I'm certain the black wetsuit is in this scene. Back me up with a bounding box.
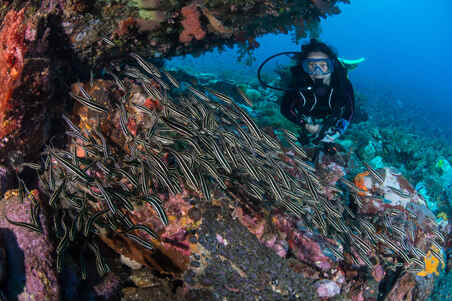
[280,63,354,144]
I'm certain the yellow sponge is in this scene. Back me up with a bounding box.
[417,245,444,277]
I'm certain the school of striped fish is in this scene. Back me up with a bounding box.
[7,53,444,278]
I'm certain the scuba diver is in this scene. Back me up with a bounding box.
[279,39,355,147]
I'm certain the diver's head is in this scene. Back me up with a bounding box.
[298,39,338,84]
[304,51,333,82]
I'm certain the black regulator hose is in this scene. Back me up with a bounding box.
[257,51,300,92]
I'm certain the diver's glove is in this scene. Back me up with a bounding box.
[320,118,349,143]
[335,118,350,134]
[320,131,340,143]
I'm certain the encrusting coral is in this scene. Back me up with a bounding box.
[0,8,52,165]
[0,8,27,141]
[179,4,206,44]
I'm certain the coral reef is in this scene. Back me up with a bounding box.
[0,56,440,300]
[1,0,348,67]
[1,2,451,298]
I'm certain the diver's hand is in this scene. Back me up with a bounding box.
[321,132,340,143]
[305,124,321,134]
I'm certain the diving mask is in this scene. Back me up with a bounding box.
[302,58,334,75]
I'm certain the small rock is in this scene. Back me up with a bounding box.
[130,268,160,288]
[121,254,143,270]
[315,280,340,298]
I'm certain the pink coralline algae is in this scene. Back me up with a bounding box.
[179,4,206,44]
[273,211,338,269]
[0,190,59,300]
[263,234,288,258]
[233,207,289,257]
[232,206,265,239]
[288,230,333,271]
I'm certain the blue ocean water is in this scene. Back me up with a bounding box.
[168,0,452,142]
